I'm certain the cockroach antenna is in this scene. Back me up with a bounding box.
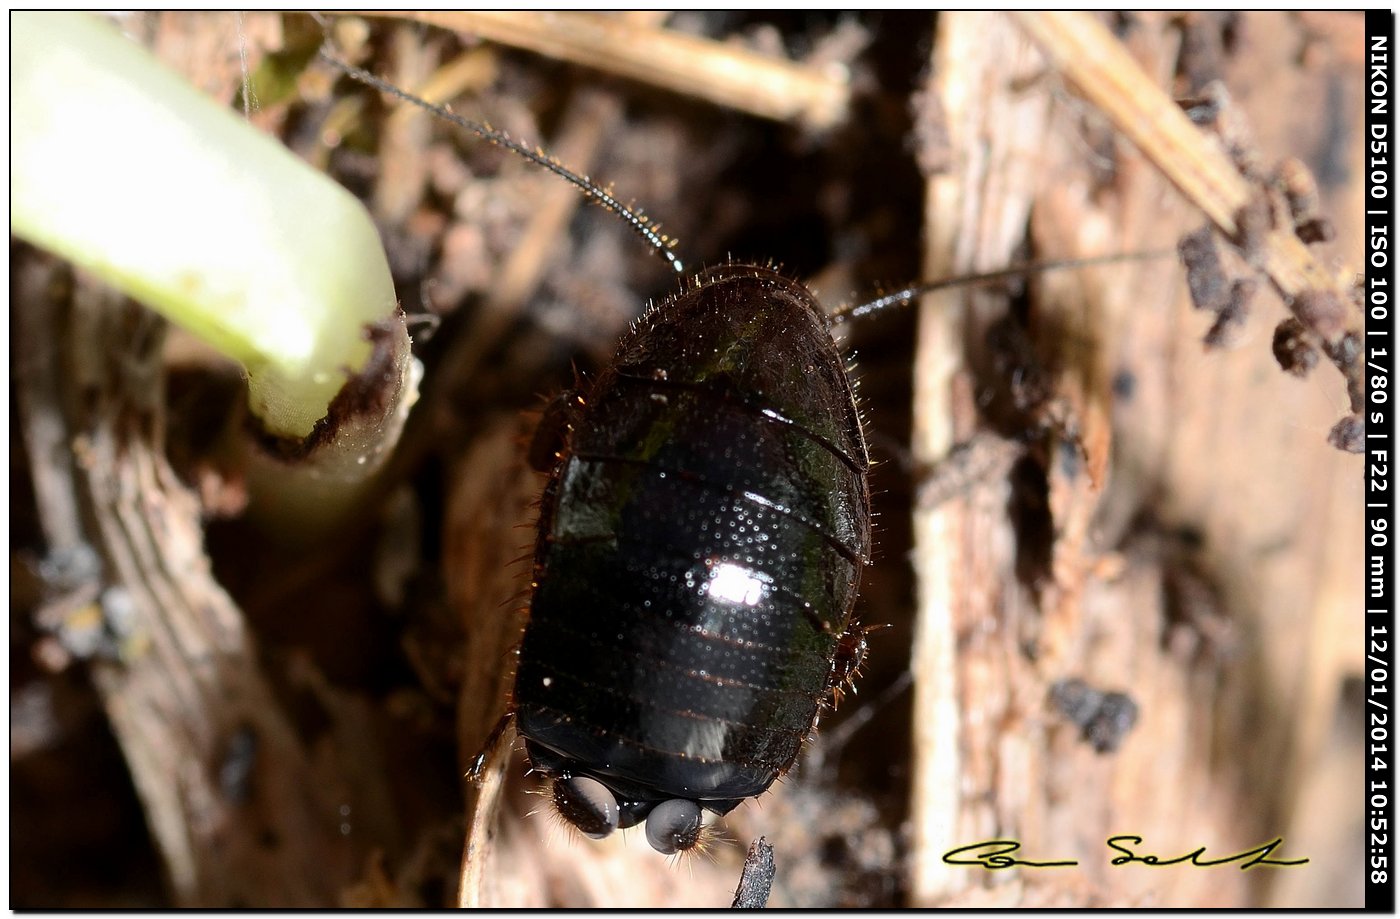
[826,249,1175,324]
[316,46,686,275]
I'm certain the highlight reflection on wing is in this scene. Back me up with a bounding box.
[704,562,769,607]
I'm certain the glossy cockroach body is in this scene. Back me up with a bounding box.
[515,263,872,852]
[329,38,1137,859]
[329,52,883,855]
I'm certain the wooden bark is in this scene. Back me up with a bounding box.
[14,258,358,906]
[909,12,1363,908]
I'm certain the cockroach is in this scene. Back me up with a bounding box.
[327,37,1159,862]
[327,52,880,857]
[515,260,873,854]
[506,257,1135,856]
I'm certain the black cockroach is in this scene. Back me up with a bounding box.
[329,45,1153,860]
[509,255,1136,855]
[515,260,873,854]
[329,51,879,857]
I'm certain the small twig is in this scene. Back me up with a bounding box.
[731,837,776,909]
[351,11,851,131]
[1010,13,1347,313]
[1011,12,1362,450]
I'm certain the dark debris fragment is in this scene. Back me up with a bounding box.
[219,724,260,806]
[1202,278,1257,349]
[1323,330,1364,414]
[1174,86,1358,453]
[1327,414,1364,454]
[1271,317,1319,378]
[1178,91,1221,126]
[1172,12,1242,96]
[1050,678,1140,754]
[1179,226,1258,349]
[1179,226,1229,314]
[731,837,776,909]
[1176,80,1263,181]
[1274,156,1336,245]
[1294,217,1335,245]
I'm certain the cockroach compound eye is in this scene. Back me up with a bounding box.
[552,775,620,839]
[644,799,704,855]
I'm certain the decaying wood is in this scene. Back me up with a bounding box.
[910,11,1362,908]
[14,257,357,906]
[1012,11,1363,444]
